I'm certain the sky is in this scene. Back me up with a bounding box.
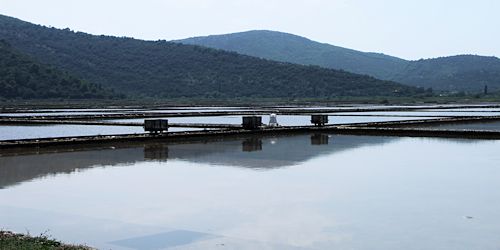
[0,0,498,60]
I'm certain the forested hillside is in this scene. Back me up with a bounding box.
[0,14,425,99]
[392,55,500,92]
[0,40,116,99]
[178,30,407,80]
[179,30,500,92]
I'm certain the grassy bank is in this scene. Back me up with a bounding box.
[0,231,93,250]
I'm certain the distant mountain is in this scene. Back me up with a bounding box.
[0,40,117,99]
[0,14,424,99]
[178,30,407,80]
[178,30,500,92]
[392,55,500,92]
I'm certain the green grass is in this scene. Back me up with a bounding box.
[0,231,93,250]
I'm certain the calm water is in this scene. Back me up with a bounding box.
[338,111,500,116]
[422,108,500,112]
[3,106,500,140]
[0,114,441,140]
[409,120,500,131]
[0,125,203,140]
[0,112,127,117]
[1,134,500,249]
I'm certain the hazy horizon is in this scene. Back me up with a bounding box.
[1,0,499,60]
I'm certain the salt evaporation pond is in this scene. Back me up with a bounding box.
[0,125,201,141]
[0,113,430,140]
[1,133,500,249]
[337,111,500,117]
[408,120,500,131]
[111,115,441,126]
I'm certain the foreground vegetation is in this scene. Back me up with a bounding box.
[0,231,93,250]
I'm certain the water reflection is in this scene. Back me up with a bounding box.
[311,134,329,145]
[0,133,395,189]
[242,138,263,152]
[144,144,169,162]
[2,134,500,249]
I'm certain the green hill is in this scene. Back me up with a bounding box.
[178,30,500,93]
[392,55,500,92]
[0,14,424,99]
[178,30,407,80]
[0,40,117,100]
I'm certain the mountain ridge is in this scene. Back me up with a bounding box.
[0,14,424,99]
[177,30,408,80]
[177,30,500,92]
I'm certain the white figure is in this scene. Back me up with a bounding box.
[269,113,279,127]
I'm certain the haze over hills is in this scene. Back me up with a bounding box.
[0,40,116,99]
[178,30,500,93]
[0,14,425,99]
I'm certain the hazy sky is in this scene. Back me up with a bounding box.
[1,0,498,60]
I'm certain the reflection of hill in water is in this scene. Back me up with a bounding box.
[0,134,395,188]
[168,134,395,168]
